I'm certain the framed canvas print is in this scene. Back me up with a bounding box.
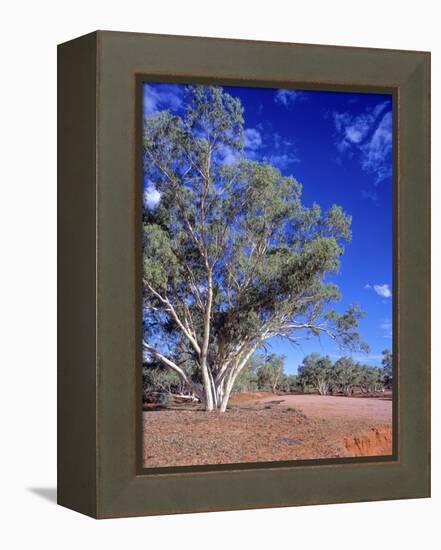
[58,31,430,518]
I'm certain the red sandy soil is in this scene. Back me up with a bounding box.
[142,392,392,468]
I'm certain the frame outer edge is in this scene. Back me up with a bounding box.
[57,31,99,518]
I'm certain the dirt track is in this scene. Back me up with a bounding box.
[143,392,393,468]
[252,393,392,421]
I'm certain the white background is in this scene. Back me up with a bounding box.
[0,1,439,548]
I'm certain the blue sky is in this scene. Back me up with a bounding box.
[142,82,393,373]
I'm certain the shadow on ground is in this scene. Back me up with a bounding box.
[28,487,57,504]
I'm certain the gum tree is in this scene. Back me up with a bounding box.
[142,85,367,411]
[358,364,384,394]
[256,353,285,393]
[332,356,361,396]
[297,353,334,396]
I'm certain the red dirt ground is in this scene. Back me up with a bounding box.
[245,393,392,421]
[142,392,392,468]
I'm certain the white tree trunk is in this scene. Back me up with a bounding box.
[201,363,214,411]
[317,378,329,396]
[219,379,234,412]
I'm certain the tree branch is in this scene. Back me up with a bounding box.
[144,281,201,355]
[143,341,203,399]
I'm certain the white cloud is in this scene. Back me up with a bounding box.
[380,319,392,338]
[144,182,161,209]
[373,284,392,298]
[274,89,304,108]
[143,84,183,116]
[246,124,301,169]
[365,282,392,298]
[360,111,392,183]
[345,126,366,144]
[332,101,392,186]
[267,153,300,169]
[244,128,262,151]
[263,133,300,169]
[361,188,379,202]
[216,144,240,166]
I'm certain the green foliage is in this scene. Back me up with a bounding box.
[331,356,361,396]
[143,224,181,290]
[298,353,334,395]
[232,353,304,394]
[232,364,259,393]
[185,85,244,151]
[143,357,201,399]
[285,374,300,391]
[143,363,182,396]
[233,353,288,393]
[358,364,383,393]
[298,353,386,396]
[256,353,285,392]
[381,348,393,388]
[275,373,300,392]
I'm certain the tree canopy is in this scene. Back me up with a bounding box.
[298,352,386,396]
[297,353,334,395]
[142,85,367,411]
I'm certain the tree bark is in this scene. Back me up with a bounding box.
[220,378,234,412]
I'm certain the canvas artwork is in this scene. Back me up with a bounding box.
[141,82,393,469]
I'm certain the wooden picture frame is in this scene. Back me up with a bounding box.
[58,30,430,518]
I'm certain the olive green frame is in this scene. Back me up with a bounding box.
[58,30,430,519]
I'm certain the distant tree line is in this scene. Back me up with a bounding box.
[297,349,392,396]
[231,353,299,394]
[143,349,392,401]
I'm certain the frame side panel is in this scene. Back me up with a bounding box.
[57,32,98,518]
[397,54,431,495]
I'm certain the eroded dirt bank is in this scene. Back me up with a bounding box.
[344,426,392,457]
